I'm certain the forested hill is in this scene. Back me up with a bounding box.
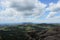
[0,23,60,40]
[0,27,60,40]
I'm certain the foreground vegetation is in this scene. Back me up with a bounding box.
[0,23,60,40]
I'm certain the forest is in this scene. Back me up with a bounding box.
[0,23,60,40]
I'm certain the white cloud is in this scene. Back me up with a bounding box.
[46,0,60,18]
[0,0,47,23]
[0,0,60,23]
[46,12,57,18]
[9,0,46,18]
[48,2,60,12]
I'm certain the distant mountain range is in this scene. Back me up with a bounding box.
[0,22,60,27]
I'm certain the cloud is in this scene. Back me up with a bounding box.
[9,0,46,17]
[0,0,47,23]
[0,0,60,23]
[46,0,60,18]
[10,0,35,11]
[46,12,57,18]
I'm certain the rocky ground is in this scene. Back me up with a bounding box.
[25,27,60,40]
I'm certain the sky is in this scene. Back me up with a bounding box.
[0,0,60,24]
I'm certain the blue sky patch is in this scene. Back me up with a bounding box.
[40,0,58,4]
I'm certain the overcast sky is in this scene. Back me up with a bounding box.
[0,0,60,24]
